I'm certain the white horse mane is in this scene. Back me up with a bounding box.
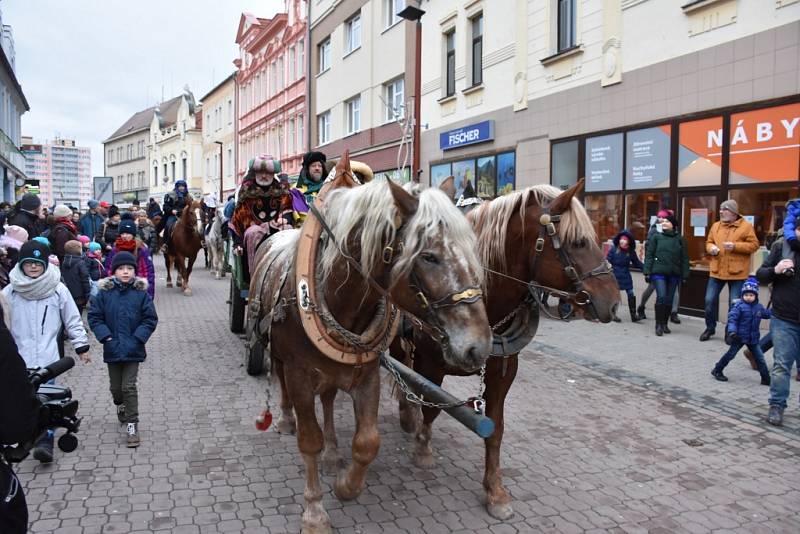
[318,180,483,285]
[468,184,597,270]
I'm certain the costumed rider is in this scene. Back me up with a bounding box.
[290,151,327,225]
[230,154,293,277]
[201,194,218,236]
[455,181,483,215]
[159,180,191,250]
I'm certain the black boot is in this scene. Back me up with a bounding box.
[637,304,647,320]
[628,296,641,323]
[658,304,671,334]
[670,312,681,324]
[711,368,728,381]
[654,305,665,336]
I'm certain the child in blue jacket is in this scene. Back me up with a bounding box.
[711,277,771,385]
[88,251,158,448]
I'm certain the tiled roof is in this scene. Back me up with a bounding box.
[105,95,183,142]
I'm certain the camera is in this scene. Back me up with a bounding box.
[2,357,81,464]
[785,267,796,278]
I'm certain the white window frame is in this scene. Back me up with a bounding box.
[317,111,331,145]
[385,0,405,28]
[288,46,296,83]
[288,118,296,154]
[345,96,361,135]
[298,39,305,79]
[345,12,362,55]
[298,114,305,152]
[318,38,331,73]
[384,78,404,123]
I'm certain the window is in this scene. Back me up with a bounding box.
[318,38,331,73]
[153,163,158,186]
[227,100,233,124]
[171,161,176,181]
[318,111,331,145]
[445,31,456,97]
[346,96,361,135]
[625,192,672,245]
[551,140,579,191]
[385,0,405,28]
[585,193,623,243]
[108,149,113,165]
[182,157,187,180]
[345,12,362,54]
[557,0,576,52]
[298,39,305,79]
[384,78,404,122]
[470,15,483,86]
[288,119,296,154]
[163,163,168,179]
[729,186,800,247]
[277,58,284,90]
[298,114,304,151]
[289,46,296,82]
[227,148,232,175]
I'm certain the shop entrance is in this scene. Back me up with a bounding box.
[678,193,719,317]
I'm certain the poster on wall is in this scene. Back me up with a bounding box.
[729,103,800,184]
[476,156,496,199]
[373,167,411,183]
[430,163,452,189]
[452,159,475,201]
[678,116,723,187]
[585,133,623,192]
[625,126,671,190]
[496,152,516,196]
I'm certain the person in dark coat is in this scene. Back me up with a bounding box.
[99,209,121,252]
[607,229,644,322]
[643,213,690,336]
[88,251,158,448]
[711,277,771,384]
[79,200,105,242]
[7,193,43,239]
[146,197,162,220]
[60,240,91,312]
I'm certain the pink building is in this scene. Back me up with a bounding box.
[21,137,92,210]
[235,1,307,182]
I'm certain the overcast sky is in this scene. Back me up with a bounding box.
[6,0,282,176]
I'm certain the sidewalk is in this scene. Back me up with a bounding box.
[529,311,800,438]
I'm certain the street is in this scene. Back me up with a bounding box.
[16,263,800,534]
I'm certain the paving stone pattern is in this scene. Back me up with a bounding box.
[17,264,800,533]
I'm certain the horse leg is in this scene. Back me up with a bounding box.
[274,359,296,435]
[483,355,519,520]
[164,253,173,288]
[320,388,340,474]
[410,360,445,468]
[334,368,380,501]
[285,370,330,534]
[183,254,196,296]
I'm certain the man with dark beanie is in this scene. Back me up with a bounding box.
[8,193,44,239]
[88,250,158,448]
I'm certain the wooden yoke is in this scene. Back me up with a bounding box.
[294,151,400,365]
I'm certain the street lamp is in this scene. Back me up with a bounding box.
[397,2,425,184]
[214,141,223,203]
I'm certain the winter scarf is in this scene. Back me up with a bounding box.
[114,236,137,252]
[8,262,61,300]
[57,218,78,235]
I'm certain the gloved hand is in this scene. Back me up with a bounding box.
[725,331,739,345]
[644,275,651,284]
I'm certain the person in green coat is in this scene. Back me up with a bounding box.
[643,213,690,336]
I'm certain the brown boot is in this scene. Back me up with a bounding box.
[743,348,759,371]
[126,423,140,448]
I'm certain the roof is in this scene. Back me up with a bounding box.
[105,95,183,143]
[200,72,237,102]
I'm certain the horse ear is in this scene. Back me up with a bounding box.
[331,150,353,188]
[387,179,418,222]
[548,178,585,216]
[438,176,456,199]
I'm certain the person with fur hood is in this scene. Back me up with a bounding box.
[88,251,158,447]
[60,240,91,312]
[1,240,90,463]
[607,229,644,322]
[104,213,155,299]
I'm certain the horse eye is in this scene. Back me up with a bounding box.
[574,238,587,248]
[421,252,439,264]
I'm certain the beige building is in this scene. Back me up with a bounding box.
[419,0,800,316]
[104,109,151,204]
[309,0,415,179]
[148,88,204,201]
[200,73,236,201]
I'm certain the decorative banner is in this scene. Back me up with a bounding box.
[476,156,496,199]
[625,125,671,190]
[678,116,723,187]
[439,120,495,151]
[496,152,516,196]
[452,159,475,201]
[729,103,800,184]
[585,133,623,192]
[430,163,452,189]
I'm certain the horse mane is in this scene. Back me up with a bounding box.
[318,180,483,286]
[467,184,596,270]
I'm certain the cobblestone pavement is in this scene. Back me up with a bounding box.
[17,263,800,533]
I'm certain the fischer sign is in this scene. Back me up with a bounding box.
[440,120,495,151]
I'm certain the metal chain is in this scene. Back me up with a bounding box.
[381,354,477,409]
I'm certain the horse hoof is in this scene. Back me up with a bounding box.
[333,470,361,501]
[183,288,192,297]
[166,282,173,288]
[301,504,331,534]
[276,416,296,435]
[487,502,514,520]
[411,452,436,469]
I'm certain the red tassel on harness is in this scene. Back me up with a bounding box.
[255,410,273,431]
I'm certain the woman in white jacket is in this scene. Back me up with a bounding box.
[1,240,90,463]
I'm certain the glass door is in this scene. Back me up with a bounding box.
[678,193,718,316]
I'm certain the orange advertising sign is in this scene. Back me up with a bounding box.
[728,103,800,184]
[678,117,723,187]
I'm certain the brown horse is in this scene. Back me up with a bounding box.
[252,153,492,533]
[164,199,203,296]
[394,178,620,520]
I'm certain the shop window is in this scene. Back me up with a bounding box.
[625,125,671,190]
[497,151,516,196]
[453,159,475,202]
[729,103,800,184]
[678,116,723,187]
[625,192,671,246]
[551,140,578,191]
[585,193,623,243]
[728,186,800,249]
[585,133,623,192]
[431,163,452,189]
[476,156,495,200]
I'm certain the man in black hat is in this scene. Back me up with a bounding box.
[289,151,327,225]
[8,193,44,239]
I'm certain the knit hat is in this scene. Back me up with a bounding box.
[657,209,673,219]
[111,251,136,273]
[20,193,41,212]
[87,199,99,209]
[88,241,102,253]
[741,276,759,297]
[720,199,739,215]
[249,154,281,175]
[64,240,83,256]
[99,201,110,209]
[77,234,90,245]
[3,225,28,246]
[33,236,51,247]
[53,204,72,219]
[118,213,137,236]
[18,240,50,269]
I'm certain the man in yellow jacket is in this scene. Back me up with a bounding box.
[700,199,759,341]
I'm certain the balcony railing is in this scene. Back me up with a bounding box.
[0,129,26,171]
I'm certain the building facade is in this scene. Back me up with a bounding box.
[419,0,800,315]
[200,73,236,201]
[21,137,91,209]
[235,0,307,182]
[0,7,28,204]
[148,88,204,201]
[104,107,153,205]
[308,0,414,181]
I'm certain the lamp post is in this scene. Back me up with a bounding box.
[214,141,223,202]
[397,2,425,184]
